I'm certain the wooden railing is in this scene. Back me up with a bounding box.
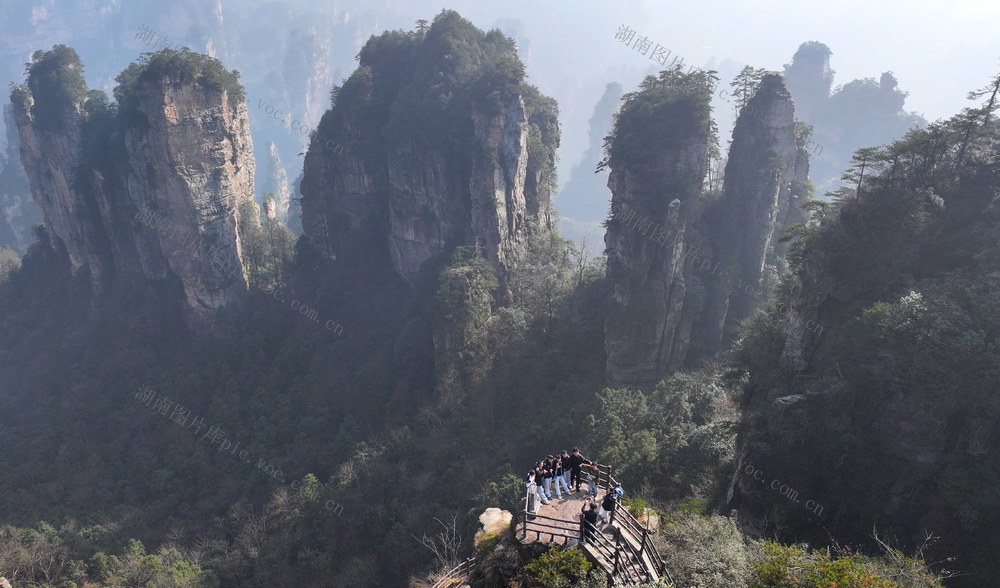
[578,517,651,584]
[614,501,667,578]
[430,556,476,588]
[582,456,668,580]
[517,506,660,583]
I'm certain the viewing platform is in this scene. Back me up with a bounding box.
[428,462,669,588]
[514,462,669,586]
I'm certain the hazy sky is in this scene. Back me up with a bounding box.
[4,0,996,243]
[392,0,999,197]
[493,0,999,123]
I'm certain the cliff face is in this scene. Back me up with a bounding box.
[701,73,808,346]
[10,46,253,319]
[603,68,714,386]
[782,42,833,122]
[300,11,557,285]
[11,72,103,282]
[603,70,813,386]
[123,70,255,312]
[781,42,926,191]
[306,94,533,284]
[725,102,1000,581]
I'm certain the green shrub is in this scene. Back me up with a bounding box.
[114,48,245,112]
[657,511,755,587]
[475,531,501,556]
[620,494,648,517]
[677,498,710,515]
[751,541,909,587]
[24,45,89,130]
[524,546,592,587]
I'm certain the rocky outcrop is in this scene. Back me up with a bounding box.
[300,11,557,285]
[605,196,689,386]
[10,46,253,320]
[700,73,809,346]
[603,71,812,385]
[376,95,532,284]
[603,69,714,386]
[302,92,535,284]
[475,507,512,547]
[782,42,833,122]
[121,68,255,313]
[11,71,105,285]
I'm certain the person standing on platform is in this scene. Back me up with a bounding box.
[555,451,572,497]
[525,470,539,515]
[600,488,618,525]
[570,447,589,493]
[533,462,550,506]
[559,450,572,493]
[585,464,599,499]
[543,455,557,500]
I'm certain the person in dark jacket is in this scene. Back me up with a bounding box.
[559,450,572,492]
[570,447,590,492]
[600,488,618,525]
[541,455,555,501]
[554,452,571,497]
[533,463,550,506]
[580,499,600,545]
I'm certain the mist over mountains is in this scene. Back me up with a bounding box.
[0,2,998,587]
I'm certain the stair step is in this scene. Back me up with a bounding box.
[608,523,660,583]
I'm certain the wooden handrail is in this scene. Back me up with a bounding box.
[615,529,650,582]
[605,488,666,576]
[580,519,617,560]
[430,556,476,588]
[579,519,649,585]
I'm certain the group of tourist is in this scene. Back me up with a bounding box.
[525,448,595,509]
[524,447,624,541]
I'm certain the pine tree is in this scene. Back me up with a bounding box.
[956,66,1000,166]
[729,65,767,119]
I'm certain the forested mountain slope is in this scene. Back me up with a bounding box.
[731,72,1000,585]
[0,12,605,587]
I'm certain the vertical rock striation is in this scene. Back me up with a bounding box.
[10,46,253,321]
[782,42,833,123]
[300,11,557,285]
[121,64,255,313]
[700,72,808,346]
[603,70,812,386]
[603,68,714,386]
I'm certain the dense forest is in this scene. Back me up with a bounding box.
[0,7,997,588]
